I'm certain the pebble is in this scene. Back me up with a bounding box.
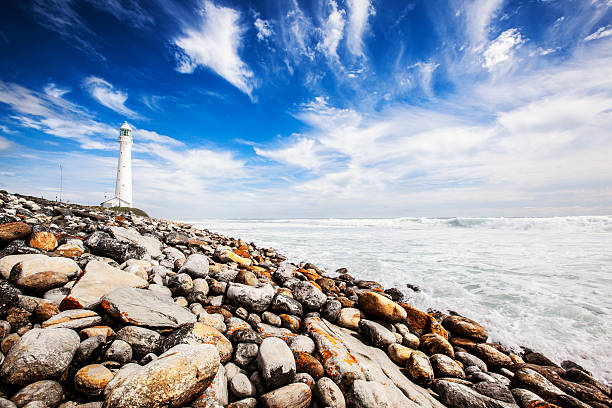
[316,377,345,408]
[261,383,311,408]
[74,364,113,397]
[230,373,256,399]
[10,380,63,407]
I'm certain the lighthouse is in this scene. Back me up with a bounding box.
[101,122,133,208]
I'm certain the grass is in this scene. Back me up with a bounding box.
[108,206,149,217]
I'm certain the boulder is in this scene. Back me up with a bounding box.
[358,292,407,323]
[473,344,512,368]
[294,351,325,379]
[234,343,258,367]
[226,283,274,313]
[0,280,19,317]
[29,231,57,251]
[289,335,316,354]
[316,377,345,408]
[109,226,162,258]
[430,354,465,378]
[10,380,63,408]
[269,294,303,316]
[16,271,69,293]
[359,319,396,348]
[0,327,80,385]
[261,383,311,408]
[406,350,434,385]
[102,344,221,407]
[432,379,519,408]
[257,337,296,389]
[9,256,80,282]
[230,373,256,399]
[85,231,146,263]
[348,379,422,407]
[455,351,488,372]
[472,382,516,404]
[162,322,233,363]
[60,260,147,310]
[420,333,454,358]
[103,340,133,364]
[178,254,210,279]
[511,388,544,408]
[101,287,196,329]
[337,308,361,330]
[387,343,413,366]
[321,299,342,322]
[1,254,47,280]
[0,222,31,244]
[199,363,228,406]
[292,282,327,311]
[74,364,114,397]
[115,326,162,358]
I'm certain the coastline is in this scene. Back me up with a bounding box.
[0,191,610,407]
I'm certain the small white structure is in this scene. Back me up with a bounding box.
[101,122,133,208]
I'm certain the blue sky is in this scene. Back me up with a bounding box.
[0,0,611,218]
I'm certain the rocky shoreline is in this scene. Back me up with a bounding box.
[0,190,610,408]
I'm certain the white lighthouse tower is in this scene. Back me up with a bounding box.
[102,122,133,208]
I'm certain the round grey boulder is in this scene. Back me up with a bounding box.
[178,254,210,279]
[257,337,296,389]
[316,377,345,408]
[291,282,326,311]
[10,380,63,407]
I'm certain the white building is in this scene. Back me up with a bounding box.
[101,122,133,208]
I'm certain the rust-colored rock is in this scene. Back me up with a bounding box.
[80,326,115,340]
[420,333,454,359]
[235,270,259,286]
[55,243,84,257]
[527,402,561,408]
[316,277,336,293]
[358,291,407,323]
[400,303,431,336]
[32,302,60,322]
[299,268,322,282]
[0,222,31,242]
[205,306,233,320]
[294,351,325,379]
[74,364,114,396]
[429,317,449,340]
[29,231,58,251]
[280,314,300,332]
[442,315,488,342]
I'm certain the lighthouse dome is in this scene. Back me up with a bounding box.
[120,121,132,131]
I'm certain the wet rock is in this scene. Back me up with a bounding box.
[473,343,512,368]
[336,308,361,330]
[430,354,465,378]
[472,382,516,404]
[74,364,113,397]
[292,282,326,311]
[115,326,162,358]
[257,337,296,389]
[358,291,407,323]
[101,287,196,329]
[29,231,57,251]
[387,343,413,366]
[102,344,220,407]
[405,350,434,385]
[455,351,488,372]
[60,260,147,310]
[0,223,31,244]
[359,319,396,348]
[321,299,342,322]
[316,377,345,408]
[226,283,274,314]
[11,380,63,407]
[103,340,133,364]
[511,388,544,408]
[420,333,454,358]
[261,383,311,408]
[400,304,432,337]
[178,254,209,279]
[269,294,303,316]
[162,322,233,363]
[42,309,101,330]
[279,314,300,332]
[0,327,80,385]
[513,367,565,402]
[432,379,519,408]
[524,352,557,367]
[230,373,256,399]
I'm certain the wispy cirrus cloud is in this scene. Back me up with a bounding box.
[317,1,346,61]
[254,18,273,41]
[84,76,140,118]
[482,28,524,69]
[345,0,375,57]
[173,0,256,99]
[584,25,612,41]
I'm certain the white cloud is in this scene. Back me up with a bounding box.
[0,136,13,151]
[133,129,184,147]
[43,83,70,98]
[464,0,505,50]
[84,77,140,118]
[317,1,346,61]
[346,0,374,57]
[254,18,273,41]
[0,171,15,177]
[584,25,612,41]
[482,28,524,69]
[255,136,324,170]
[84,0,153,28]
[279,0,316,66]
[173,0,255,98]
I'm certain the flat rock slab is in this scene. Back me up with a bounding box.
[4,254,80,281]
[0,254,47,280]
[315,318,446,408]
[42,309,102,330]
[110,226,162,258]
[60,260,148,310]
[101,287,196,329]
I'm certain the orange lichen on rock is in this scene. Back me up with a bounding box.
[527,402,561,408]
[399,303,431,337]
[233,245,251,259]
[299,268,322,282]
[294,351,325,379]
[428,316,449,340]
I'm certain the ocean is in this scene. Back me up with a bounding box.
[194,216,612,385]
